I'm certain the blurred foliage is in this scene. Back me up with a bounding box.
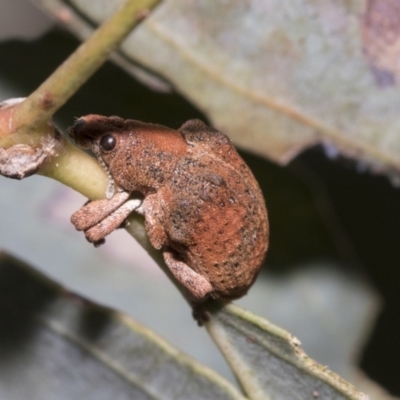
[35,0,400,176]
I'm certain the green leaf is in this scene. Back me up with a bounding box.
[0,251,371,400]
[206,303,367,400]
[33,0,400,178]
[0,251,245,400]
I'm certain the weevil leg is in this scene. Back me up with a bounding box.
[71,191,131,231]
[84,198,142,243]
[163,250,213,302]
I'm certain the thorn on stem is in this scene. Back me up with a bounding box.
[136,9,150,22]
[41,92,55,109]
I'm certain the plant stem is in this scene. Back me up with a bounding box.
[39,140,109,201]
[3,0,185,302]
[11,0,161,133]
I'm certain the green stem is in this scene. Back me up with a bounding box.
[11,0,161,132]
[39,140,109,201]
[2,0,194,306]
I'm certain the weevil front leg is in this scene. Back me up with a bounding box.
[71,191,131,231]
[84,198,143,244]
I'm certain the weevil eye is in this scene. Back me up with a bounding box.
[99,134,116,152]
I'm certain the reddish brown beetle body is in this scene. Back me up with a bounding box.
[70,116,268,303]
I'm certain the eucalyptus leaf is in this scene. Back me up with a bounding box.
[0,251,371,400]
[0,251,245,400]
[206,303,367,400]
[34,0,400,178]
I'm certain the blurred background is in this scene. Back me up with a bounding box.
[1,0,400,397]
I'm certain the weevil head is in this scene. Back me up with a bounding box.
[69,114,187,195]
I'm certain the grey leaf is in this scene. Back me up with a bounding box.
[0,251,246,400]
